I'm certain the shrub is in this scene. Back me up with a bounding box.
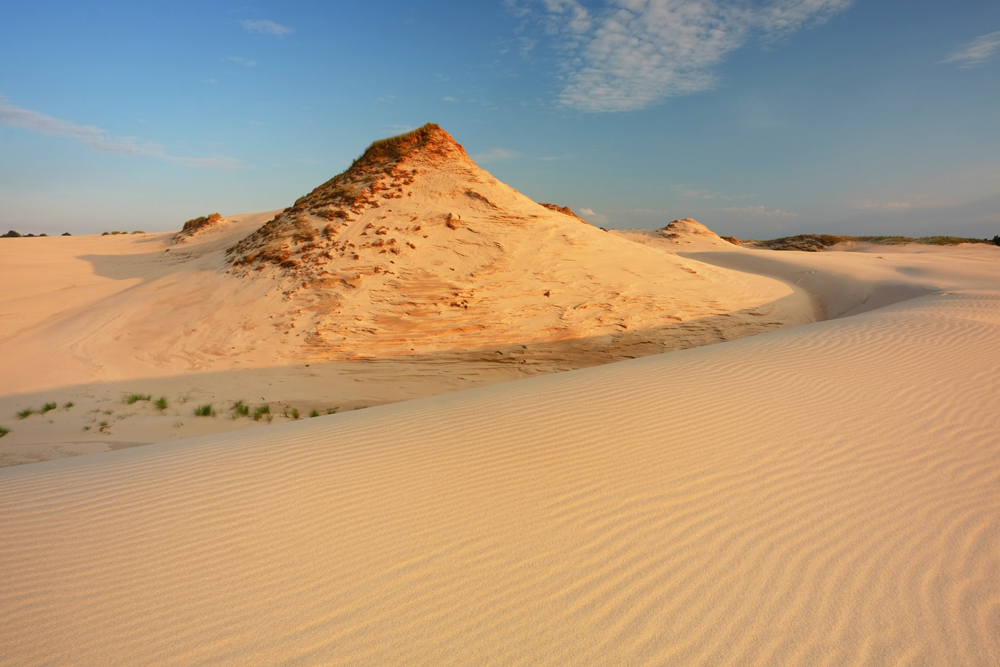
[327,408,338,414]
[0,426,9,437]
[232,400,250,417]
[16,408,34,419]
[309,409,319,418]
[63,402,74,409]
[290,408,300,420]
[253,405,271,421]
[125,393,152,405]
[991,235,1000,247]
[40,402,58,414]
[99,421,110,432]
[154,396,168,411]
[193,404,215,417]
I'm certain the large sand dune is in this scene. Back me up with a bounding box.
[2,268,999,665]
[2,124,999,664]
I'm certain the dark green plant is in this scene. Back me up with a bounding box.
[125,393,152,405]
[40,402,58,414]
[193,404,215,417]
[309,409,319,418]
[155,397,169,411]
[0,426,9,437]
[327,408,338,415]
[232,400,250,417]
[63,402,74,409]
[16,408,34,419]
[253,405,271,422]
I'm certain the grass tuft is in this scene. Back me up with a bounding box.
[125,393,152,405]
[155,396,169,411]
[193,404,216,417]
[63,402,74,409]
[17,408,35,419]
[309,409,319,418]
[232,400,250,417]
[99,421,110,432]
[253,405,271,422]
[40,402,58,414]
[327,408,338,415]
[0,426,9,438]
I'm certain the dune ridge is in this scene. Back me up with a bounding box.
[3,288,999,666]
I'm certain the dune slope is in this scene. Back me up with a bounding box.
[2,287,998,666]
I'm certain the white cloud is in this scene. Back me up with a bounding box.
[720,205,798,220]
[442,96,459,103]
[578,207,610,224]
[524,0,853,112]
[942,31,1000,68]
[0,98,239,170]
[241,19,293,36]
[853,200,913,211]
[472,147,518,163]
[376,95,397,104]
[224,56,256,67]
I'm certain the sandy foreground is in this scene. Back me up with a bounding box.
[1,231,999,664]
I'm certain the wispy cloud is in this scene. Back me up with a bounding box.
[516,0,853,112]
[442,96,459,103]
[942,31,1000,68]
[853,200,913,211]
[224,56,257,67]
[579,207,609,224]
[241,19,293,36]
[720,205,798,220]
[0,98,239,170]
[472,147,518,163]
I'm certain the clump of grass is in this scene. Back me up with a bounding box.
[253,405,271,422]
[0,426,10,437]
[125,393,152,405]
[155,396,168,411]
[355,406,366,410]
[17,408,34,419]
[283,407,300,420]
[309,409,320,418]
[63,401,74,409]
[98,421,110,432]
[193,404,216,417]
[327,408,338,415]
[232,400,250,417]
[40,401,58,414]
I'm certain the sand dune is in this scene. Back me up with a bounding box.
[2,250,999,665]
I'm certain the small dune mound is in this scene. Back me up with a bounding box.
[538,203,586,222]
[173,213,224,243]
[659,218,722,240]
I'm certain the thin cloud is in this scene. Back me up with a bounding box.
[942,31,1000,68]
[720,205,798,220]
[579,207,609,224]
[472,148,518,163]
[520,0,853,112]
[241,19,293,36]
[853,200,913,211]
[224,56,257,67]
[0,99,239,170]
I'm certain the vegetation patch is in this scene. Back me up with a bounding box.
[40,402,58,414]
[154,397,169,411]
[16,408,34,419]
[125,393,152,405]
[232,400,250,417]
[173,213,223,242]
[0,426,9,438]
[750,233,996,252]
[253,405,271,422]
[193,404,216,417]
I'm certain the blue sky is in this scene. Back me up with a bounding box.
[1,0,998,237]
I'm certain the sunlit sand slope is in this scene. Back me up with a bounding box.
[2,290,999,666]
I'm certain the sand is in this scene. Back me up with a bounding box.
[2,125,999,663]
[2,249,999,665]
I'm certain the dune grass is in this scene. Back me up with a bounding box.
[253,405,271,422]
[309,410,320,418]
[0,426,9,438]
[193,404,215,417]
[125,393,152,405]
[16,408,34,419]
[232,400,250,417]
[40,402,58,414]
[154,397,169,411]
[63,401,74,409]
